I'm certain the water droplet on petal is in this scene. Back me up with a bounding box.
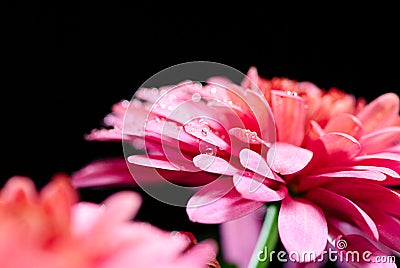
[194,82,203,90]
[151,87,158,94]
[160,103,167,109]
[192,93,202,102]
[122,100,130,108]
[286,90,298,96]
[205,147,215,155]
[201,128,208,136]
[210,87,217,93]
[199,140,216,156]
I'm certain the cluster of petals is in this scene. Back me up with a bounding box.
[75,67,400,264]
[0,175,217,268]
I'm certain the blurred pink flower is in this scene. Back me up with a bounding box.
[0,175,217,268]
[75,67,399,265]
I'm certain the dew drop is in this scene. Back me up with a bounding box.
[205,147,215,155]
[199,140,216,156]
[151,87,158,94]
[201,128,208,136]
[192,93,202,102]
[121,100,130,108]
[160,103,167,109]
[286,90,298,96]
[210,87,217,93]
[194,82,203,90]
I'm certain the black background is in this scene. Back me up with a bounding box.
[2,2,400,267]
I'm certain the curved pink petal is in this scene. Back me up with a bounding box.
[309,169,386,181]
[187,177,264,223]
[85,128,124,141]
[193,154,240,175]
[267,143,313,175]
[72,158,134,188]
[128,154,200,172]
[356,93,399,134]
[308,132,361,165]
[239,148,284,183]
[360,127,400,154]
[305,188,379,241]
[324,181,400,218]
[355,152,400,162]
[271,90,306,146]
[278,196,328,262]
[229,128,263,145]
[244,90,276,147]
[101,191,142,222]
[233,173,287,202]
[324,113,363,139]
[358,207,400,252]
[0,176,38,203]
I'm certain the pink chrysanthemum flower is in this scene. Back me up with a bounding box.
[0,175,217,268]
[74,67,399,264]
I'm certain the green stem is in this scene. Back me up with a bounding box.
[248,203,280,268]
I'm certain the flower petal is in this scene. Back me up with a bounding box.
[278,196,328,262]
[309,169,386,181]
[324,113,363,139]
[193,154,240,175]
[271,90,306,146]
[239,148,284,183]
[220,207,264,268]
[0,176,38,203]
[360,126,400,154]
[305,188,379,241]
[233,173,287,202]
[324,181,400,219]
[356,93,399,134]
[267,143,313,175]
[187,177,264,223]
[307,132,361,165]
[359,206,400,252]
[72,158,134,188]
[244,90,276,147]
[128,154,200,172]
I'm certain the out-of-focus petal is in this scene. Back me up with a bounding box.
[0,176,38,203]
[220,207,264,268]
